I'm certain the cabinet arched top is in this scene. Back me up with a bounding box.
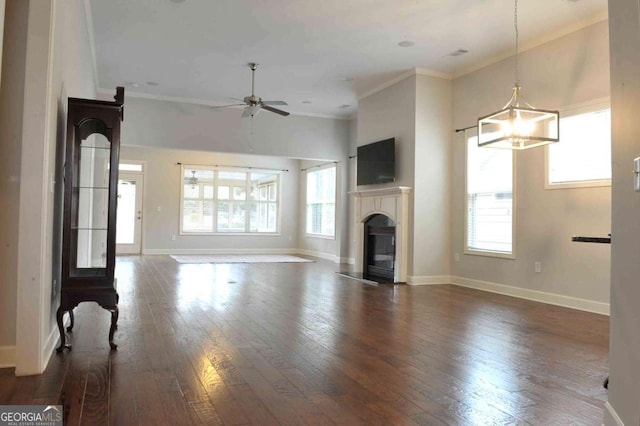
[77,117,111,140]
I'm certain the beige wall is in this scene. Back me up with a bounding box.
[413,74,452,281]
[451,21,611,310]
[606,1,640,423]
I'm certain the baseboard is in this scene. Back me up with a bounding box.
[604,402,624,426]
[450,276,610,315]
[407,275,451,285]
[0,345,16,368]
[340,257,355,265]
[143,248,297,255]
[296,249,340,263]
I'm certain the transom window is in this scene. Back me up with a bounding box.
[306,164,336,238]
[180,166,279,234]
[547,100,611,188]
[465,135,515,258]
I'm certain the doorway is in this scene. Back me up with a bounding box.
[116,172,143,254]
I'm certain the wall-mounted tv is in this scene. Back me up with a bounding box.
[357,138,396,186]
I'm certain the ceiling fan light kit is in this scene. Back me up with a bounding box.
[477,0,559,150]
[212,62,290,118]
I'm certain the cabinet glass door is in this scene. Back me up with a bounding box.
[75,133,111,269]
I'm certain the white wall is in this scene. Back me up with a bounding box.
[120,145,301,254]
[451,21,611,311]
[606,1,640,424]
[0,0,28,367]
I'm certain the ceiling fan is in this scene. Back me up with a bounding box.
[212,62,290,118]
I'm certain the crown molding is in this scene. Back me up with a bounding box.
[99,88,350,120]
[358,67,453,101]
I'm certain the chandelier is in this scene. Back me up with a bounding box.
[477,0,559,150]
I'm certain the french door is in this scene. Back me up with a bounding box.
[116,173,143,254]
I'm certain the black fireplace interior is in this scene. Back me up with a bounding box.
[363,214,396,283]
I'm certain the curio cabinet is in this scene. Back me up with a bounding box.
[57,87,124,352]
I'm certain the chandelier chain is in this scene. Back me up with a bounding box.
[514,0,519,87]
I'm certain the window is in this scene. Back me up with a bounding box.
[306,165,336,237]
[180,165,280,234]
[547,100,611,188]
[465,135,515,257]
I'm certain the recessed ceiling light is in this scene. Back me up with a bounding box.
[125,82,139,88]
[398,40,415,47]
[146,81,159,86]
[301,100,312,104]
[339,104,351,109]
[341,77,354,82]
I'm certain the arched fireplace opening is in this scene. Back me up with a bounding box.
[363,214,396,282]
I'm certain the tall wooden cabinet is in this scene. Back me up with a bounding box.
[56,87,124,352]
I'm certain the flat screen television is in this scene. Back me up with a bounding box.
[357,138,396,185]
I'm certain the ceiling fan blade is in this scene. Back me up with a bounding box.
[229,97,245,102]
[210,103,245,109]
[262,100,288,106]
[262,104,290,116]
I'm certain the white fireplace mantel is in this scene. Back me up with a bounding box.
[351,186,411,282]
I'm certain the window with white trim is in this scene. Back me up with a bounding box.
[466,135,515,257]
[180,166,280,234]
[306,165,336,237]
[547,100,611,188]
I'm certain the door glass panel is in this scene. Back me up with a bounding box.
[76,133,110,268]
[116,179,136,244]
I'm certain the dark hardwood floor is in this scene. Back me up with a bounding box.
[0,255,609,425]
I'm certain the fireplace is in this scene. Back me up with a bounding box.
[351,186,411,283]
[363,214,396,281]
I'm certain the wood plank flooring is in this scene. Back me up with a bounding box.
[0,255,609,425]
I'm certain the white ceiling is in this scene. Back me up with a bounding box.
[88,0,607,118]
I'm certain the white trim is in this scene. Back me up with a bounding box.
[296,249,340,263]
[351,186,412,198]
[453,14,608,79]
[341,257,355,265]
[604,402,625,426]
[0,346,16,368]
[407,275,452,285]
[41,315,70,373]
[464,134,517,259]
[100,89,349,120]
[357,70,415,101]
[358,68,453,101]
[450,276,610,315]
[415,67,453,81]
[545,99,612,189]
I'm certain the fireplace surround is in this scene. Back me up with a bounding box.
[351,186,411,283]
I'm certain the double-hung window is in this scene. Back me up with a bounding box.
[306,165,336,238]
[546,99,611,188]
[180,165,280,234]
[465,135,515,257]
